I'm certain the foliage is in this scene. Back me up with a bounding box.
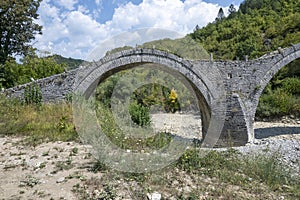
[228,4,237,15]
[23,83,42,106]
[257,58,300,118]
[165,89,181,113]
[96,67,196,115]
[190,0,300,60]
[105,36,210,60]
[0,0,42,64]
[216,8,225,21]
[95,102,172,152]
[128,100,151,127]
[141,36,210,60]
[49,54,84,70]
[257,85,300,118]
[191,0,300,118]
[177,148,299,194]
[96,73,124,107]
[0,95,77,145]
[0,52,64,88]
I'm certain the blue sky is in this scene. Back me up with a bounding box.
[34,0,244,59]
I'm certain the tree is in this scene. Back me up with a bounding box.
[0,52,65,88]
[0,0,42,65]
[215,8,225,21]
[228,4,237,15]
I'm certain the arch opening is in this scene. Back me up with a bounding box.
[254,57,300,140]
[93,62,212,146]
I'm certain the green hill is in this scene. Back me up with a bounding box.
[106,36,210,60]
[141,36,209,60]
[190,0,300,60]
[191,0,300,118]
[49,54,84,70]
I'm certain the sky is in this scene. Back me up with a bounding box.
[34,0,244,60]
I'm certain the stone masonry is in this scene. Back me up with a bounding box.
[3,43,300,146]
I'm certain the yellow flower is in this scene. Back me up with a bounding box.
[169,89,178,103]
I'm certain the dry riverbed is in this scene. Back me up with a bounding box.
[0,119,299,199]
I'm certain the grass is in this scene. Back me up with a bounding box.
[95,102,173,152]
[1,95,299,199]
[176,148,300,195]
[0,94,77,146]
[74,147,299,199]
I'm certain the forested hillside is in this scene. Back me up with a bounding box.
[105,36,210,60]
[49,54,84,70]
[191,0,300,60]
[191,0,300,118]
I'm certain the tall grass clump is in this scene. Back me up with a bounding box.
[0,94,28,135]
[0,94,77,145]
[95,102,172,152]
[23,83,42,106]
[242,152,300,193]
[176,148,300,198]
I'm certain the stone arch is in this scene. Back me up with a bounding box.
[253,48,300,111]
[74,48,221,140]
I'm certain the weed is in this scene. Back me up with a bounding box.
[38,162,47,169]
[0,97,78,145]
[90,160,108,173]
[42,150,50,156]
[23,83,42,106]
[98,184,117,199]
[55,157,73,171]
[176,148,300,198]
[19,175,40,188]
[69,147,78,156]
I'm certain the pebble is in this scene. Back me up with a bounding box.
[56,177,65,183]
[147,192,161,200]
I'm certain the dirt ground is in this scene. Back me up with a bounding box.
[0,120,299,200]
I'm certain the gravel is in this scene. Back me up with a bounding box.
[151,114,300,175]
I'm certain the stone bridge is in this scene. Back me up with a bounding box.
[4,43,300,146]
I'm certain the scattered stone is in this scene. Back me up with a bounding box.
[147,192,162,200]
[56,177,65,183]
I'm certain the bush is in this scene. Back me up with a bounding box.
[0,95,77,144]
[257,88,299,118]
[282,77,300,95]
[0,94,28,135]
[129,100,151,127]
[23,83,42,106]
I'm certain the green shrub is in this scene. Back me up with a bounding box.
[0,95,77,144]
[282,77,300,95]
[23,83,42,106]
[0,94,28,135]
[257,88,299,118]
[128,100,151,127]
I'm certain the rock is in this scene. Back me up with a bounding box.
[147,192,161,200]
[56,177,65,183]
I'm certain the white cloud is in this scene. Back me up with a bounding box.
[109,0,221,33]
[35,0,224,59]
[55,0,78,10]
[77,5,89,14]
[95,0,102,6]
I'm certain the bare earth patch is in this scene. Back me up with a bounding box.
[0,118,299,199]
